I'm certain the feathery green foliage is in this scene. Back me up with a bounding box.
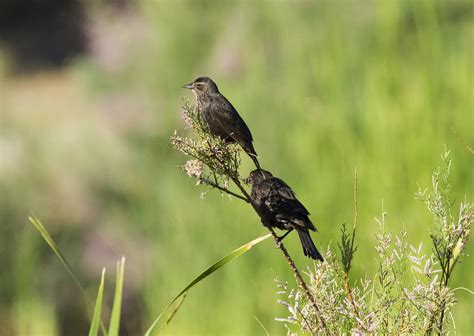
[275,150,472,334]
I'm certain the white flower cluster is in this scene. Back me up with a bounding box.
[184,159,204,179]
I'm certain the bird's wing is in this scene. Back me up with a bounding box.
[212,94,254,143]
[273,178,310,216]
[263,178,317,231]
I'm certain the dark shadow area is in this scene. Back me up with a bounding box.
[0,0,87,72]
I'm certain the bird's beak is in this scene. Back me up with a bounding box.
[182,82,194,89]
[243,176,251,185]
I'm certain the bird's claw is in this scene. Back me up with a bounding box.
[275,237,283,248]
[275,228,294,245]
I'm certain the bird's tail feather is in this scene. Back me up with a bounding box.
[250,154,261,170]
[245,144,261,169]
[296,229,324,261]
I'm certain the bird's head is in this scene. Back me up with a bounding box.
[182,77,219,95]
[244,169,273,187]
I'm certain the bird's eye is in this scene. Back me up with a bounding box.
[195,83,201,89]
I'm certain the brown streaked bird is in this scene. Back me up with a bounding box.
[245,169,324,261]
[182,77,260,169]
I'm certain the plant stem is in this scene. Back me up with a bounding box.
[199,177,249,202]
[350,168,358,266]
[269,225,328,333]
[343,168,365,331]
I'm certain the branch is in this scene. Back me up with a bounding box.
[199,177,249,202]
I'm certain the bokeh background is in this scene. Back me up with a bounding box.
[0,0,472,335]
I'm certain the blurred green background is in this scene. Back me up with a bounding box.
[0,0,472,335]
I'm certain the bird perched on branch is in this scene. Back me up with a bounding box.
[182,77,261,169]
[245,169,324,261]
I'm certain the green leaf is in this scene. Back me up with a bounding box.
[108,257,126,336]
[145,233,272,336]
[89,268,106,336]
[28,216,108,335]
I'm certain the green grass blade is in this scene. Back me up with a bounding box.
[144,233,272,336]
[28,216,108,335]
[28,216,91,306]
[89,268,106,336]
[108,257,126,336]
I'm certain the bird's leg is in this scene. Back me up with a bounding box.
[276,228,294,243]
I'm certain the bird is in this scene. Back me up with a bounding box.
[182,77,261,169]
[245,169,324,261]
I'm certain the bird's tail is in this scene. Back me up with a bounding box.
[296,229,324,261]
[245,143,261,169]
[250,154,261,170]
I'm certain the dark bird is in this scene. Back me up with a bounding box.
[182,77,260,169]
[245,169,324,261]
